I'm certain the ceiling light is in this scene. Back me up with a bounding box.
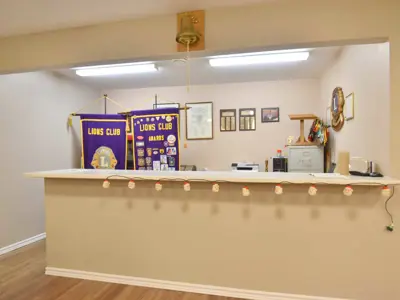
[209,51,309,67]
[74,62,157,77]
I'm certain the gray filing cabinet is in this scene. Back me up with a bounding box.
[288,146,324,173]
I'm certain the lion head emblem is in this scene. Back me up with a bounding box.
[91,146,118,169]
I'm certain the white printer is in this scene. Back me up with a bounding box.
[231,162,259,172]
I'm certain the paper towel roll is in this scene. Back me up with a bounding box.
[336,151,350,175]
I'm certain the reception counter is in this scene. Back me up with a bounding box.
[26,169,400,300]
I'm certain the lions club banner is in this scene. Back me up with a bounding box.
[131,108,180,171]
[80,114,127,169]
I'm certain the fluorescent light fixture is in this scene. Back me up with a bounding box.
[209,50,310,67]
[74,62,157,77]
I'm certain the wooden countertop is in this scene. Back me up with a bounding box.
[24,169,400,186]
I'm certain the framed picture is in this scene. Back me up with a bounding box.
[261,107,279,123]
[153,103,180,109]
[220,109,236,132]
[345,93,354,121]
[239,108,256,131]
[185,102,213,140]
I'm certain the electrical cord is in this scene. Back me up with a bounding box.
[103,174,396,231]
[104,174,390,186]
[105,174,232,183]
[385,186,395,231]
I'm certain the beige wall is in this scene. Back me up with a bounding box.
[0,72,100,248]
[106,79,320,170]
[45,178,400,300]
[321,43,390,174]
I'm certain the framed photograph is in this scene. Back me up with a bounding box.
[153,103,180,109]
[239,108,256,131]
[261,107,279,123]
[220,109,236,132]
[185,102,213,140]
[345,93,354,121]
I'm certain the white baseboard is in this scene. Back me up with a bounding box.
[0,233,46,256]
[46,267,350,300]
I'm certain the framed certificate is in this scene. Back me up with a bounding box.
[185,102,213,140]
[220,109,236,131]
[239,108,256,131]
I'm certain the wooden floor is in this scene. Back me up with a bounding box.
[0,241,239,300]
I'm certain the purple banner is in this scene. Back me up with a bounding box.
[131,108,180,171]
[80,114,127,169]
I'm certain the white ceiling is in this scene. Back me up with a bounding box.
[55,46,341,90]
[0,0,274,37]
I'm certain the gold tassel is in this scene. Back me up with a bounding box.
[68,114,73,127]
[126,117,130,132]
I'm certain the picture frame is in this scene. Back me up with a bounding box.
[239,108,256,131]
[153,103,180,109]
[345,93,354,121]
[261,107,279,123]
[220,109,236,132]
[185,102,213,140]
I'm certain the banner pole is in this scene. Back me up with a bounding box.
[104,94,108,114]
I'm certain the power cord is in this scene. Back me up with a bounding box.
[103,174,396,231]
[104,174,389,186]
[105,174,233,183]
[385,186,395,232]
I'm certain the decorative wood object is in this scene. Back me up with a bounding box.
[176,10,205,52]
[289,114,318,146]
[239,108,256,131]
[220,109,236,131]
[331,87,345,131]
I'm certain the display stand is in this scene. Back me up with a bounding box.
[289,114,318,146]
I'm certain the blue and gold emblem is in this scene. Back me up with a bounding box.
[91,146,118,169]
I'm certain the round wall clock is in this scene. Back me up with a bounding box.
[331,87,345,132]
